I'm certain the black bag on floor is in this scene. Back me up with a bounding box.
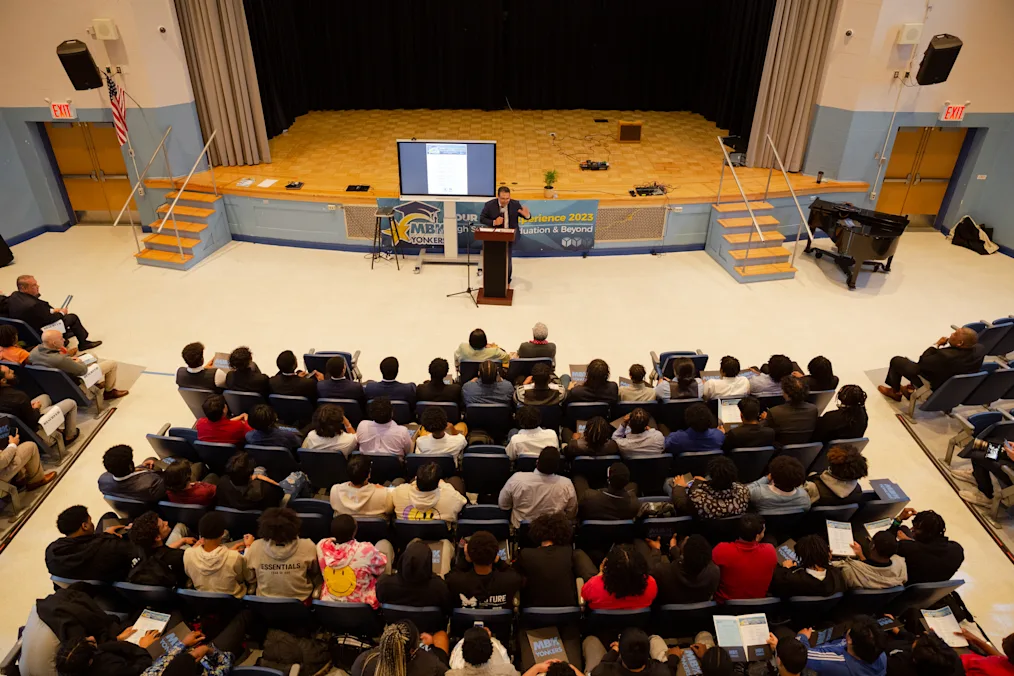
[950,216,998,255]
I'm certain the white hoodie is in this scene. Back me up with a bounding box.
[330,482,394,517]
[183,544,252,599]
[392,480,467,522]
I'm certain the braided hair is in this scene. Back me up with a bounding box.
[836,385,868,428]
[376,621,419,676]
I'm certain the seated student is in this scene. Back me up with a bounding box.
[183,511,252,598]
[887,632,964,676]
[127,511,194,587]
[803,356,839,392]
[364,356,416,406]
[269,349,321,400]
[45,505,135,581]
[515,512,587,607]
[176,341,225,391]
[580,544,658,610]
[721,396,776,451]
[954,437,1014,508]
[567,358,619,404]
[415,406,467,464]
[25,586,127,676]
[317,355,365,402]
[764,635,811,676]
[415,357,463,403]
[747,455,811,512]
[447,530,522,610]
[56,627,156,676]
[771,534,846,597]
[30,330,127,401]
[879,327,984,402]
[797,615,887,675]
[654,357,699,401]
[668,456,749,520]
[377,541,453,612]
[700,356,750,401]
[351,619,450,676]
[506,405,560,460]
[517,322,557,363]
[245,404,302,451]
[223,346,268,395]
[712,514,777,602]
[498,447,578,527]
[612,408,665,457]
[889,508,964,583]
[664,403,724,454]
[215,451,285,511]
[356,396,413,457]
[195,394,251,444]
[302,403,358,455]
[749,354,795,396]
[392,462,467,522]
[585,627,674,676]
[462,359,514,406]
[579,462,639,520]
[317,515,389,607]
[565,416,620,458]
[514,362,565,407]
[245,507,319,599]
[447,627,515,676]
[330,454,395,517]
[834,531,908,590]
[455,328,510,369]
[815,384,868,443]
[619,364,657,403]
[806,444,868,506]
[0,424,57,491]
[765,376,818,445]
[0,363,79,445]
[0,324,30,364]
[648,534,720,604]
[163,459,216,506]
[97,445,165,502]
[955,627,1014,676]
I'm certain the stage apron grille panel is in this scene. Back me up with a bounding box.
[343,205,377,240]
[596,206,666,241]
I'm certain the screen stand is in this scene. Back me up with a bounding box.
[414,200,475,274]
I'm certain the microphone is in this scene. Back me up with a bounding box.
[500,204,508,228]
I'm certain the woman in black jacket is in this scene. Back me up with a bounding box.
[815,385,869,442]
[770,535,846,597]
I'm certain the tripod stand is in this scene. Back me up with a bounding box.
[446,225,479,307]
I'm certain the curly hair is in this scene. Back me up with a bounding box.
[370,396,394,424]
[629,364,647,383]
[516,405,541,430]
[248,404,278,432]
[583,416,612,448]
[780,375,809,405]
[767,355,795,382]
[181,341,204,368]
[56,505,89,535]
[768,455,806,492]
[684,402,715,433]
[719,356,741,378]
[257,507,301,544]
[585,359,610,387]
[313,404,345,437]
[102,444,134,477]
[680,534,713,578]
[461,627,494,667]
[601,544,649,599]
[707,456,739,491]
[912,510,946,542]
[228,346,253,371]
[163,459,192,492]
[129,511,164,551]
[807,356,835,389]
[420,406,448,434]
[627,408,650,434]
[466,530,499,566]
[826,444,868,481]
[847,615,887,664]
[56,637,96,675]
[794,534,831,570]
[528,511,573,545]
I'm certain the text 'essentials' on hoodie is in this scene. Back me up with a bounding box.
[317,538,388,607]
[245,537,319,599]
[182,545,252,598]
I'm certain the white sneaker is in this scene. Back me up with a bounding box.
[959,488,993,507]
[947,467,976,483]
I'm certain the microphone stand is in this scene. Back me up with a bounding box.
[446,222,479,308]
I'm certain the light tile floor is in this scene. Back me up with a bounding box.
[1,225,1013,650]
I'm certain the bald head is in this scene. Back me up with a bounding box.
[42,330,64,349]
[951,327,978,348]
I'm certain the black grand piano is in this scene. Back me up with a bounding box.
[805,198,909,290]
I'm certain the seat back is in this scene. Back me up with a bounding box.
[406,453,457,480]
[312,600,381,637]
[514,456,538,473]
[964,368,1014,406]
[584,608,651,636]
[223,389,266,417]
[457,360,484,383]
[976,323,1012,355]
[920,371,988,413]
[535,405,563,433]
[465,444,507,455]
[653,602,718,640]
[392,519,451,550]
[810,389,837,414]
[176,588,242,617]
[245,445,300,482]
[521,606,582,629]
[465,404,514,443]
[812,438,869,474]
[8,414,57,460]
[103,494,151,519]
[146,433,198,462]
[388,400,413,426]
[112,582,176,609]
[304,351,354,375]
[625,454,673,496]
[803,504,859,536]
[415,401,460,424]
[462,453,512,496]
[460,504,511,521]
[243,595,313,625]
[779,442,823,474]
[0,317,41,347]
[157,501,209,531]
[837,586,905,618]
[570,455,622,490]
[215,507,261,539]
[563,402,611,430]
[451,608,513,642]
[297,449,348,491]
[991,320,1014,358]
[288,498,333,517]
[887,580,965,615]
[505,357,554,383]
[695,515,743,545]
[854,497,908,523]
[25,365,90,406]
[193,441,239,476]
[298,513,330,541]
[721,597,781,618]
[787,593,843,627]
[674,450,724,478]
[319,398,364,427]
[179,387,214,419]
[758,509,807,539]
[577,520,636,553]
[456,518,511,542]
[354,517,391,544]
[659,352,708,379]
[660,398,705,431]
[613,400,660,421]
[728,446,776,484]
[639,516,694,542]
[268,394,314,425]
[381,604,446,635]
[359,453,405,485]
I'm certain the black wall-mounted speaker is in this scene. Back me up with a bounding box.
[57,40,103,90]
[916,34,962,86]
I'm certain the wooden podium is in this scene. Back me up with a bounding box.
[475,227,515,306]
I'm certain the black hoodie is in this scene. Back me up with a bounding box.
[45,533,136,582]
[376,542,452,613]
[36,585,119,642]
[86,641,153,676]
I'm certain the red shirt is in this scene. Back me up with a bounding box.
[712,540,777,602]
[962,654,1014,676]
[580,574,657,610]
[166,482,217,506]
[196,417,252,444]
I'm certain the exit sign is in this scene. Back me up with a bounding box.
[940,103,966,121]
[49,101,76,120]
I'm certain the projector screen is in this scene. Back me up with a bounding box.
[397,140,496,200]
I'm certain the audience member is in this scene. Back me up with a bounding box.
[506,406,560,459]
[0,422,56,490]
[302,403,358,455]
[721,396,776,451]
[797,615,886,675]
[182,511,252,598]
[954,627,1014,676]
[55,627,156,676]
[669,456,749,520]
[954,436,1014,508]
[163,459,216,506]
[245,507,319,599]
[245,404,301,451]
[350,620,450,676]
[415,406,468,463]
[654,357,698,401]
[515,512,586,607]
[567,359,619,404]
[356,397,412,457]
[765,376,817,445]
[664,403,723,454]
[377,541,453,612]
[415,358,462,403]
[463,360,514,406]
[9,275,102,349]
[195,394,251,444]
[392,462,467,522]
[612,408,665,457]
[765,635,811,676]
[803,356,839,392]
[649,534,720,604]
[364,356,417,405]
[579,463,639,519]
[517,322,556,363]
[330,454,395,516]
[499,447,578,527]
[619,364,657,402]
[447,530,522,610]
[97,445,165,501]
[747,456,811,511]
[215,451,284,511]
[580,544,657,610]
[127,511,193,586]
[317,356,365,402]
[886,632,963,676]
[585,627,673,676]
[750,355,795,396]
[30,330,127,400]
[514,363,565,406]
[701,356,750,401]
[806,444,868,506]
[0,324,30,364]
[771,534,846,597]
[834,531,907,590]
[268,349,320,399]
[45,505,134,581]
[176,341,224,391]
[815,385,869,442]
[880,327,985,402]
[448,626,529,676]
[712,514,777,601]
[564,416,619,458]
[456,329,509,368]
[223,346,268,395]
[317,515,389,607]
[890,508,964,583]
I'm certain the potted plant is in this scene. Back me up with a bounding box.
[543,169,558,198]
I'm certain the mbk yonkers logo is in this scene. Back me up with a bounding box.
[381,201,443,246]
[559,236,588,249]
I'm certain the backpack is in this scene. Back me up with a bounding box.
[949,215,998,255]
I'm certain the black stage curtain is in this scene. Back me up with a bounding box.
[245,0,774,140]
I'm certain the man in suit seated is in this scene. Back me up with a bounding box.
[269,350,320,399]
[364,356,416,406]
[176,341,225,391]
[8,275,102,350]
[879,327,985,401]
[29,330,128,401]
[318,355,365,402]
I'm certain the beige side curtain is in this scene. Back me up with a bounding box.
[747,0,839,170]
[175,0,270,166]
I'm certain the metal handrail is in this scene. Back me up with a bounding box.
[112,126,172,252]
[156,129,218,259]
[765,133,815,266]
[715,137,765,266]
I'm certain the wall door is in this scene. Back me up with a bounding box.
[44,122,137,223]
[876,126,966,217]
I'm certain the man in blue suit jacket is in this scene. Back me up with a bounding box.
[317,356,365,403]
[364,356,416,406]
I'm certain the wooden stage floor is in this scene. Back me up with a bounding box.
[159,109,866,205]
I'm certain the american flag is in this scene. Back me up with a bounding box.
[106,74,128,146]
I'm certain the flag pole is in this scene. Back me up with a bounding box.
[112,73,143,197]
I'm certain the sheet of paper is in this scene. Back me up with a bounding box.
[827,520,855,557]
[737,614,770,647]
[41,319,66,335]
[718,399,742,424]
[864,518,895,538]
[77,353,97,366]
[236,178,254,187]
[257,178,278,188]
[81,363,102,389]
[618,377,632,388]
[922,607,966,648]
[713,615,744,647]
[39,405,64,436]
[129,609,172,644]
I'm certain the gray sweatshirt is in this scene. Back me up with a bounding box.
[245,538,319,599]
[833,555,908,589]
[183,545,252,598]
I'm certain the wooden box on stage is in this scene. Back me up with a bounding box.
[475,227,516,306]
